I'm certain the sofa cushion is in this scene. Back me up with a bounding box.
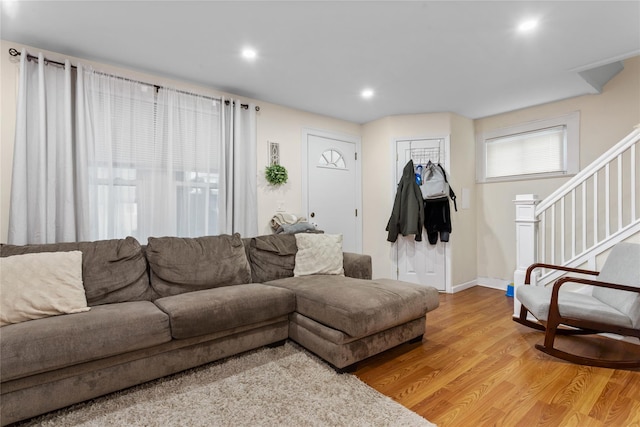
[0,237,155,306]
[266,276,439,338]
[0,251,89,326]
[0,301,171,381]
[293,233,344,277]
[248,234,297,283]
[342,252,373,280]
[146,233,252,297]
[154,283,295,339]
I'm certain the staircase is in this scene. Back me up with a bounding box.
[513,126,640,315]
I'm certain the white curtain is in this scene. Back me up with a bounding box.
[10,53,257,243]
[8,50,76,244]
[76,65,157,240]
[153,88,221,238]
[219,99,258,237]
[77,66,223,240]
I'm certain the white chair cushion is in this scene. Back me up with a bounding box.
[516,285,633,328]
[592,242,640,328]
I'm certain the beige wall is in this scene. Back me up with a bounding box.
[360,116,395,278]
[474,56,640,282]
[254,102,360,235]
[0,40,360,242]
[360,113,478,287]
[362,114,451,279]
[449,114,477,286]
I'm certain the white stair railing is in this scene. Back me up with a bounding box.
[513,126,640,316]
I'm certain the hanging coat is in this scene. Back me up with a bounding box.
[386,160,424,242]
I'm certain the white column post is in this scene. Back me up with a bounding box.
[513,194,540,317]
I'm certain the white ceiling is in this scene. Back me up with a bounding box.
[2,1,639,124]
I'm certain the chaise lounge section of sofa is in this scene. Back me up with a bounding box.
[246,234,439,369]
[0,233,439,425]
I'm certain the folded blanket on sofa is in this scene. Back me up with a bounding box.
[270,213,306,231]
[274,222,317,234]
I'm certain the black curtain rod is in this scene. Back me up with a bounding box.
[8,48,259,111]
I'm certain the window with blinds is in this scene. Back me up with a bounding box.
[486,126,565,178]
[476,112,580,183]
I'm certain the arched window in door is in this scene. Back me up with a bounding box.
[318,149,346,169]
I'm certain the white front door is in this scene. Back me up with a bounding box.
[303,129,361,253]
[394,138,448,291]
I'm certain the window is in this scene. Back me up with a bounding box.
[84,72,221,240]
[476,112,579,182]
[318,149,346,169]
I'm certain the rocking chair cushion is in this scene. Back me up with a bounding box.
[591,243,640,328]
[516,286,633,328]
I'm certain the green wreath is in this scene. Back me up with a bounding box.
[265,164,288,186]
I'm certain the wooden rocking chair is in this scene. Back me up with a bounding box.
[514,242,640,369]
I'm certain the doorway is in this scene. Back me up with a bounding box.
[302,129,362,253]
[393,137,450,292]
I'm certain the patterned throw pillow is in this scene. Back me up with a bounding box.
[293,234,344,277]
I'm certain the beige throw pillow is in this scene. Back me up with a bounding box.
[0,251,90,326]
[294,234,344,277]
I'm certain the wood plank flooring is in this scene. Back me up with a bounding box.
[354,286,640,427]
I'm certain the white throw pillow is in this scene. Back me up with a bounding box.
[294,234,344,277]
[0,251,90,326]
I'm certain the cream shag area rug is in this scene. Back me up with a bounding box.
[18,342,435,427]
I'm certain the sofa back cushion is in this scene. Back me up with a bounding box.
[0,237,155,306]
[146,233,252,297]
[248,234,298,283]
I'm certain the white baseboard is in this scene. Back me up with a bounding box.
[451,279,477,293]
[477,277,511,291]
[451,277,511,293]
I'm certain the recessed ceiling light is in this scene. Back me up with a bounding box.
[361,89,374,99]
[242,48,257,60]
[518,19,538,32]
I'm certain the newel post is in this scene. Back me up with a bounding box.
[513,194,540,317]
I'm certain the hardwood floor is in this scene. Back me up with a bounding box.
[355,286,640,427]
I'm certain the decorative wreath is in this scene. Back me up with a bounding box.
[265,164,288,186]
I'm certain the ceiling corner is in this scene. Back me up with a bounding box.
[577,61,625,94]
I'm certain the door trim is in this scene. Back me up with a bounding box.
[302,128,362,253]
[391,135,452,293]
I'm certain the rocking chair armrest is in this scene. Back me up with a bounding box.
[547,276,640,327]
[524,263,599,285]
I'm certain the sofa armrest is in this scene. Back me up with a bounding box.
[343,252,372,280]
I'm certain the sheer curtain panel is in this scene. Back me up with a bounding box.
[8,50,77,244]
[77,67,223,240]
[219,99,258,237]
[10,53,256,243]
[76,65,156,240]
[153,88,221,238]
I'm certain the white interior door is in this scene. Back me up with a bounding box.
[304,130,361,253]
[395,138,447,291]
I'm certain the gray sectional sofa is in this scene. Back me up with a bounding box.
[0,233,439,425]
